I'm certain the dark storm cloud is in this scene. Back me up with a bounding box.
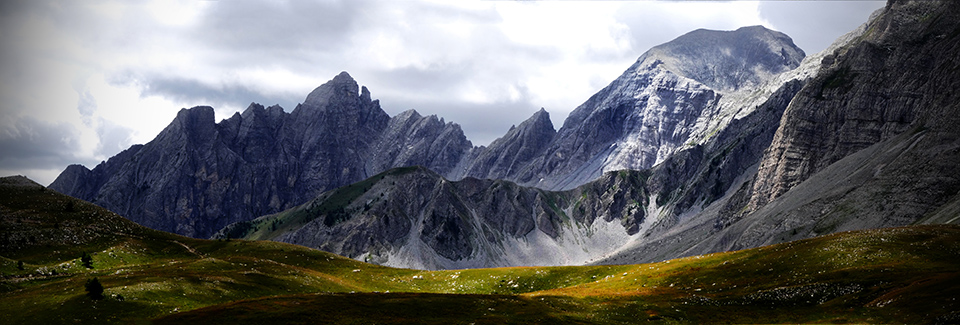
[136,76,298,113]
[0,118,94,170]
[759,1,885,54]
[365,62,547,145]
[371,67,465,98]
[194,0,364,57]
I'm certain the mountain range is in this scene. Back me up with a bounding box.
[49,1,960,270]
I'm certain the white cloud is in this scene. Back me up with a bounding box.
[85,74,183,146]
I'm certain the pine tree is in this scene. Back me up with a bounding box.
[80,252,93,269]
[85,278,104,300]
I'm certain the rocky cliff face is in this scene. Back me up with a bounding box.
[597,0,960,265]
[748,0,957,209]
[644,25,805,92]
[50,72,473,238]
[733,0,960,246]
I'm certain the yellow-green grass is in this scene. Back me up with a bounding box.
[152,225,960,324]
[3,177,959,323]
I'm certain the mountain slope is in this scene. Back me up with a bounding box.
[599,0,960,265]
[5,176,959,323]
[749,0,960,209]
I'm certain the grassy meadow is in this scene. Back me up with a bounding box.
[2,176,958,324]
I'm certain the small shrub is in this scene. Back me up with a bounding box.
[17,260,24,271]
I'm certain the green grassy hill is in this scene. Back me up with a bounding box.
[3,176,958,324]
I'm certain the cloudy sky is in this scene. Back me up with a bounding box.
[0,0,884,186]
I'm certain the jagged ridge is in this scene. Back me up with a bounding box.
[50,73,472,238]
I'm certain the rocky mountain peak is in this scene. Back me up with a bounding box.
[49,70,474,239]
[367,108,472,177]
[460,108,556,180]
[637,25,805,92]
[393,109,424,122]
[238,102,286,127]
[302,71,360,109]
[158,106,217,145]
[265,104,284,115]
[509,108,554,136]
[529,107,551,123]
[463,26,806,190]
[240,102,266,119]
[360,86,373,104]
[514,109,556,146]
[173,105,215,127]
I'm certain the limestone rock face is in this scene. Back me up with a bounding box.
[596,0,960,265]
[748,0,960,210]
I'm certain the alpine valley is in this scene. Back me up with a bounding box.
[50,0,960,270]
[3,0,959,323]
